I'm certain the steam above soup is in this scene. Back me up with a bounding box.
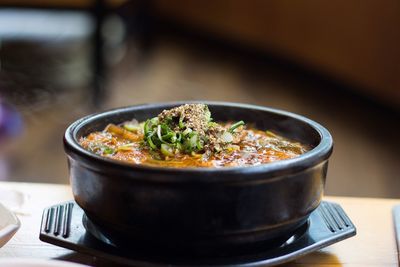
[79,104,309,167]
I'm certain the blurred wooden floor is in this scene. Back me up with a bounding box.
[1,33,399,198]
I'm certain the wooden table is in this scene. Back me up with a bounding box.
[0,181,398,266]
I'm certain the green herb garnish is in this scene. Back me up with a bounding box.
[141,104,245,157]
[229,120,245,133]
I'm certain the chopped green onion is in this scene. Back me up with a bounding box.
[142,105,241,155]
[176,133,182,142]
[175,142,182,151]
[123,123,140,132]
[196,138,204,150]
[169,133,177,143]
[117,143,134,151]
[164,116,173,125]
[208,121,218,127]
[229,120,245,133]
[179,114,185,129]
[157,125,163,142]
[163,132,175,142]
[144,117,159,136]
[147,135,157,150]
[103,146,115,154]
[144,119,151,137]
[189,134,198,150]
[182,128,192,136]
[151,117,159,124]
[161,144,174,157]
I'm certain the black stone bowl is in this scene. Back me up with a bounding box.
[64,101,333,253]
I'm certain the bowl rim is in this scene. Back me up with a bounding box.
[64,101,333,176]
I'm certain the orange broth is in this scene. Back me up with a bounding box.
[79,123,308,168]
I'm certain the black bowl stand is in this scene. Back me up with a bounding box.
[39,201,356,266]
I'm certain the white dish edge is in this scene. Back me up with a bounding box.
[0,202,21,248]
[0,259,91,266]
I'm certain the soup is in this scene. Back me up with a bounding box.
[79,104,309,167]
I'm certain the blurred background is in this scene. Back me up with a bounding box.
[0,1,398,197]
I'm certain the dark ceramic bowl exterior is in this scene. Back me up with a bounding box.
[64,101,333,250]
